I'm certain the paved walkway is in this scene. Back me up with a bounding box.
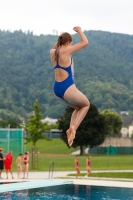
[1,170,133,188]
[1,170,133,180]
[0,171,73,180]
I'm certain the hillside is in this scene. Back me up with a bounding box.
[0,30,133,120]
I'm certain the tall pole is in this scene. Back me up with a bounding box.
[22,120,26,153]
[8,124,10,150]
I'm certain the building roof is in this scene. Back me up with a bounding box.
[121,115,133,127]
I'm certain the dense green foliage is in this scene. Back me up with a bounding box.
[0,30,133,120]
[59,104,108,151]
[0,118,20,128]
[101,109,123,134]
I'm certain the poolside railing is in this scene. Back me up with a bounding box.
[48,161,54,179]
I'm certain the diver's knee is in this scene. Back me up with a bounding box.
[86,99,90,108]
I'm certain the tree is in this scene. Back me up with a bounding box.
[58,103,108,155]
[101,109,123,135]
[24,100,50,148]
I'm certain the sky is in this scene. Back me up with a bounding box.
[0,0,133,36]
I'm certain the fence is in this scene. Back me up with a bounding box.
[26,129,62,139]
[0,128,23,156]
[45,129,62,139]
[89,136,133,154]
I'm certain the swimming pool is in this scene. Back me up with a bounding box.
[0,182,133,200]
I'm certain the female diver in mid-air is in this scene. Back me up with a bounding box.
[50,26,90,146]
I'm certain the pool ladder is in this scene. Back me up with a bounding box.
[48,161,54,179]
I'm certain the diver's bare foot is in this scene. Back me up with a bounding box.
[70,126,76,140]
[69,139,73,147]
[66,126,76,147]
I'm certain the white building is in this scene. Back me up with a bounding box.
[121,116,133,137]
[41,117,58,125]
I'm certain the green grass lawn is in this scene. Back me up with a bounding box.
[36,154,133,171]
[68,172,133,179]
[3,139,133,178]
[11,154,133,172]
[25,139,79,154]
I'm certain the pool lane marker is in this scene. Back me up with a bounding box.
[0,180,74,193]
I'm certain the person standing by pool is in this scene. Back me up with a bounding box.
[75,155,80,178]
[86,155,91,177]
[0,148,5,179]
[23,152,29,179]
[16,153,23,179]
[4,150,14,179]
[50,26,90,146]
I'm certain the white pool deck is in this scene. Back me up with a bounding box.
[0,170,133,189]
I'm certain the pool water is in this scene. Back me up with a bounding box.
[0,184,133,200]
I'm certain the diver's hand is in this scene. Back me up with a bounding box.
[73,26,82,33]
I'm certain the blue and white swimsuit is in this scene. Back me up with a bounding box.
[53,59,74,99]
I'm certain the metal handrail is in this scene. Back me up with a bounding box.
[48,161,54,179]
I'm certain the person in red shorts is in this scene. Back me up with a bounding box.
[4,150,14,179]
